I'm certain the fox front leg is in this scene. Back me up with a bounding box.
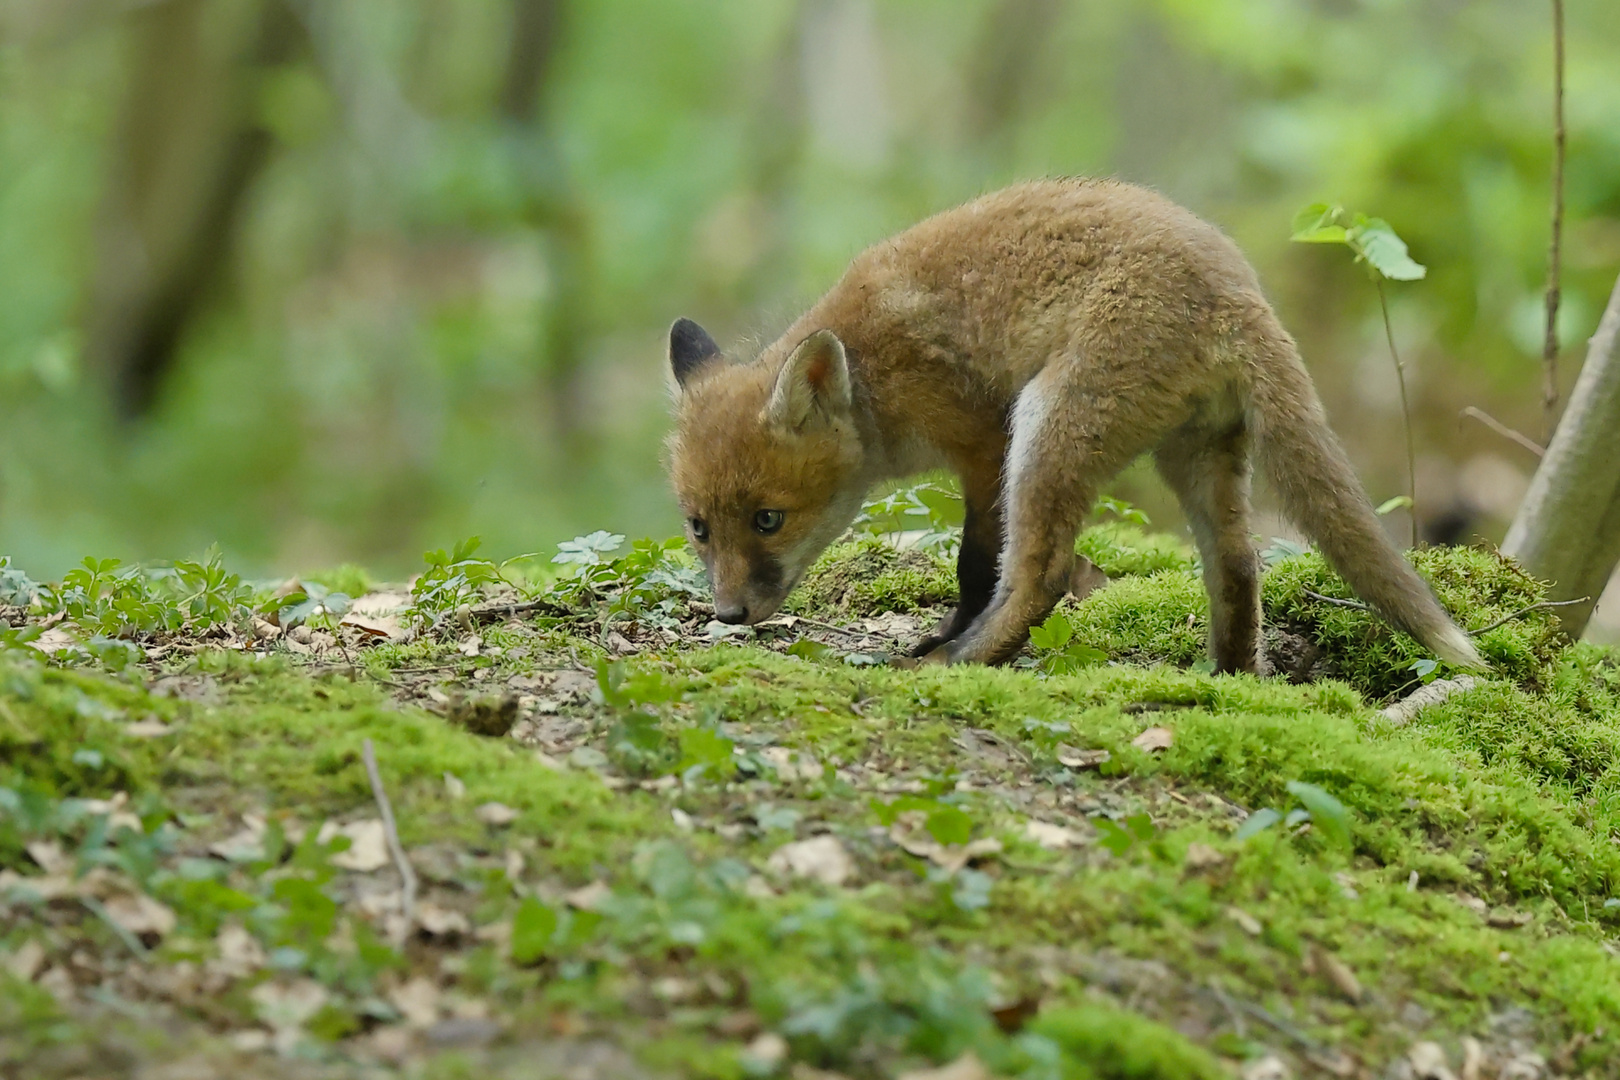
[908,461,1004,657]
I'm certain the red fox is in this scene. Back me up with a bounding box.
[664,179,1483,673]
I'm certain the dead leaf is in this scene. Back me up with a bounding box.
[318,819,390,872]
[1312,945,1363,1004]
[102,890,177,942]
[124,719,174,738]
[744,1032,789,1068]
[1226,905,1263,936]
[564,880,612,912]
[1461,1038,1484,1080]
[767,835,855,887]
[1056,744,1111,769]
[1183,842,1225,871]
[252,978,329,1033]
[1131,726,1174,752]
[25,840,69,875]
[889,818,1002,872]
[252,618,281,641]
[897,1052,993,1080]
[28,627,79,655]
[1486,907,1532,929]
[341,612,407,643]
[456,635,481,657]
[351,591,410,617]
[761,746,823,783]
[1407,1042,1457,1080]
[213,924,266,978]
[209,814,268,862]
[475,802,518,827]
[1023,820,1090,850]
[415,903,471,939]
[391,976,443,1028]
[3,940,46,981]
[443,772,466,799]
[1240,1055,1291,1080]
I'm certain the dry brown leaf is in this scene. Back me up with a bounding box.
[1312,945,1363,1004]
[565,880,613,911]
[25,840,69,875]
[252,978,329,1033]
[318,819,390,872]
[102,890,177,941]
[124,719,174,738]
[443,772,466,799]
[415,903,471,938]
[1407,1042,1457,1080]
[1055,744,1111,769]
[1226,905,1263,936]
[456,635,481,657]
[1183,842,1225,871]
[341,612,407,643]
[3,940,46,981]
[475,802,518,827]
[1024,820,1090,850]
[762,746,823,782]
[390,975,443,1028]
[1131,726,1174,752]
[213,924,266,978]
[767,835,855,887]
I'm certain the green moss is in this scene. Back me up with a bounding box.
[1058,570,1209,667]
[1263,546,1562,698]
[788,538,956,618]
[1030,1003,1226,1079]
[1076,523,1194,578]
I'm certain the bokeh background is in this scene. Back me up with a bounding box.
[2,0,1618,602]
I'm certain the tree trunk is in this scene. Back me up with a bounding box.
[1501,272,1620,638]
[84,0,302,421]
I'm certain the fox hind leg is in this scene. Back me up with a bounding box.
[1154,416,1262,674]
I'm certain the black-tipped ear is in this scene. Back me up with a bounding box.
[669,318,721,388]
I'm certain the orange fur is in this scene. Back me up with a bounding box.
[665,180,1483,672]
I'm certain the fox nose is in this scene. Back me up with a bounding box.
[715,603,750,625]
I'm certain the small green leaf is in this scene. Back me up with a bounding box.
[1094,817,1133,856]
[1233,807,1282,842]
[1375,495,1413,516]
[677,726,735,780]
[1290,202,1349,243]
[924,804,974,847]
[1028,611,1072,651]
[1351,217,1426,281]
[510,896,558,965]
[1285,781,1353,846]
[787,639,833,662]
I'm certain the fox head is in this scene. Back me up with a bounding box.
[664,318,868,625]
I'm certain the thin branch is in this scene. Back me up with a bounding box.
[1303,589,1371,612]
[1376,279,1419,548]
[1467,596,1588,637]
[361,738,417,930]
[1381,675,1483,727]
[466,597,576,624]
[1460,406,1545,457]
[1544,0,1567,440]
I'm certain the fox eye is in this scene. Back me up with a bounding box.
[753,509,785,535]
[689,517,709,542]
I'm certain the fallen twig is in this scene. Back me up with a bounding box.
[1461,406,1544,458]
[1303,590,1370,612]
[466,598,576,624]
[1467,596,1587,636]
[361,738,417,930]
[1381,676,1483,727]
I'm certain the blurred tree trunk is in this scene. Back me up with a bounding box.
[500,0,591,448]
[1502,272,1620,638]
[84,0,302,421]
[964,0,1064,145]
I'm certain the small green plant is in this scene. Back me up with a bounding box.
[1027,611,1107,675]
[1292,203,1426,547]
[31,547,253,641]
[1234,780,1353,847]
[0,557,37,606]
[408,536,508,628]
[854,480,964,554]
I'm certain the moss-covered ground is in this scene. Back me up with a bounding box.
[1,528,1617,1079]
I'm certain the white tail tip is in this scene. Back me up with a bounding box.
[1430,623,1487,671]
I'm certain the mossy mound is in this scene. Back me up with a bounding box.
[1263,545,1564,699]
[1075,522,1194,578]
[1050,542,1566,702]
[789,538,956,618]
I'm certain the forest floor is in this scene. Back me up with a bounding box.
[2,525,1619,1080]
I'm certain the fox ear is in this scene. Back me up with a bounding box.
[669,318,721,389]
[765,329,852,432]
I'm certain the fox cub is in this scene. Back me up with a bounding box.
[664,179,1482,673]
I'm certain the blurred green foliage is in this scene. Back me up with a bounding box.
[0,0,1616,579]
